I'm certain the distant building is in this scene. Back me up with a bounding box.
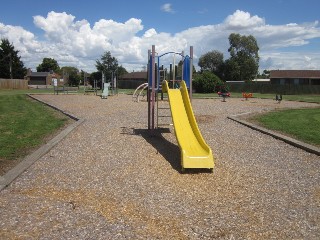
[25,69,64,86]
[118,71,147,89]
[270,70,320,85]
[226,79,270,85]
[120,71,147,81]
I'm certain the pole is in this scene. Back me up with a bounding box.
[173,53,175,88]
[151,45,155,130]
[181,51,184,81]
[147,49,151,129]
[9,53,12,79]
[189,46,193,101]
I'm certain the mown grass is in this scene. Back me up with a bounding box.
[0,94,69,160]
[192,92,320,103]
[251,108,320,146]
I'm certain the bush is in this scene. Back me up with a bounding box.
[193,71,224,93]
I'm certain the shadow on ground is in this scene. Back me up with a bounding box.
[121,127,213,174]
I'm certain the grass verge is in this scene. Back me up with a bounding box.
[0,94,70,174]
[250,108,320,147]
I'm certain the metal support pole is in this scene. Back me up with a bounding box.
[190,46,193,101]
[151,45,155,129]
[147,49,151,129]
[181,51,184,80]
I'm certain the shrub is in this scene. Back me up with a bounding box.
[193,71,224,93]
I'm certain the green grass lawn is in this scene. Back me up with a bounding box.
[0,94,69,160]
[191,92,320,103]
[251,108,320,147]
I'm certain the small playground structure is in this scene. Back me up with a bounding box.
[101,71,118,99]
[132,83,148,102]
[218,91,231,102]
[275,94,283,103]
[147,45,214,172]
[242,92,253,100]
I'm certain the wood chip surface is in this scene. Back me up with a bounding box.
[0,94,319,239]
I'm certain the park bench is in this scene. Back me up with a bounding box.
[54,86,78,95]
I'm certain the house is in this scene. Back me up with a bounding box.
[118,71,147,89]
[120,71,147,81]
[25,69,64,86]
[270,70,320,85]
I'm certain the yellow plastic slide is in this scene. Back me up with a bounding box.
[162,80,214,171]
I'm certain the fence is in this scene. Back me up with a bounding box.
[227,82,320,95]
[0,78,29,89]
[117,79,147,89]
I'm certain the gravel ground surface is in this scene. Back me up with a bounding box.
[0,94,319,239]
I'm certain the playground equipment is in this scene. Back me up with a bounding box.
[101,82,110,99]
[218,91,231,102]
[147,45,193,129]
[132,83,148,102]
[101,71,118,99]
[147,45,214,171]
[162,80,214,171]
[275,94,282,103]
[242,92,253,100]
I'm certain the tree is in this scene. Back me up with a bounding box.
[61,66,80,86]
[117,65,128,78]
[198,50,224,78]
[95,51,119,82]
[257,69,270,79]
[175,60,196,80]
[36,58,60,73]
[0,38,27,79]
[225,33,259,81]
[90,71,102,88]
[193,71,223,93]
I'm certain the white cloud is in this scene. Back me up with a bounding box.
[0,10,320,72]
[260,52,320,70]
[161,3,175,13]
[224,10,265,29]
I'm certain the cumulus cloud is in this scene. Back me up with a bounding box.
[224,10,265,29]
[161,3,175,13]
[0,10,320,72]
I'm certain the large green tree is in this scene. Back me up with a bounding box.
[117,65,128,78]
[225,33,259,81]
[198,50,224,79]
[0,38,27,79]
[95,51,119,82]
[36,58,60,73]
[61,66,81,86]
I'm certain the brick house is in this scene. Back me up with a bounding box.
[270,70,320,85]
[25,69,64,86]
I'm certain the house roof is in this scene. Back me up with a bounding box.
[27,72,50,77]
[26,72,61,78]
[270,70,320,79]
[120,71,147,80]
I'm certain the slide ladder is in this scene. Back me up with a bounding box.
[162,80,214,171]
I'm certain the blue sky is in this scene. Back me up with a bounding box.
[1,0,320,72]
